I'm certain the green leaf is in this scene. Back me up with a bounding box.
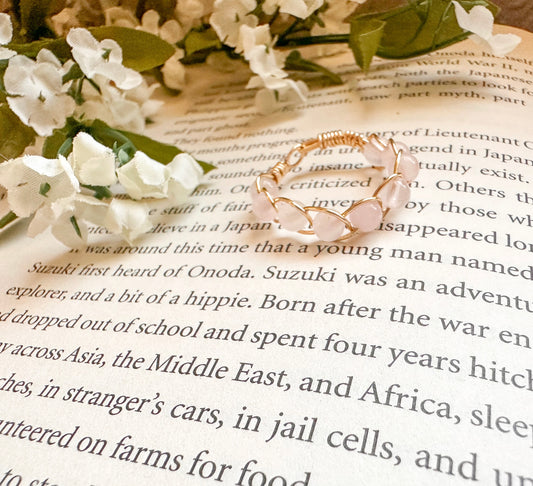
[184,29,222,57]
[284,50,343,84]
[89,26,175,71]
[81,185,113,200]
[69,215,82,238]
[119,127,216,174]
[62,63,84,84]
[42,118,82,158]
[348,0,498,69]
[349,19,385,72]
[9,38,71,60]
[39,182,51,196]
[0,104,36,160]
[89,119,215,174]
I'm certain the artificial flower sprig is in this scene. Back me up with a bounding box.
[6,0,519,116]
[0,14,213,246]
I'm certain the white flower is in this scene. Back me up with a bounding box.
[0,155,79,218]
[4,52,76,136]
[452,2,521,56]
[69,132,117,186]
[27,194,108,247]
[75,78,160,132]
[263,0,323,18]
[116,151,168,199]
[66,28,142,89]
[50,8,80,36]
[140,9,185,43]
[253,79,308,114]
[166,153,204,204]
[175,0,214,33]
[0,13,15,60]
[104,198,152,243]
[161,50,187,91]
[210,0,258,48]
[104,6,139,28]
[237,24,271,55]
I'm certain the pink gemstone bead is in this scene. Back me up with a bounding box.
[381,141,408,175]
[378,178,411,209]
[397,152,419,182]
[251,191,276,221]
[347,199,383,232]
[276,201,308,231]
[362,138,385,165]
[250,178,278,222]
[313,212,345,241]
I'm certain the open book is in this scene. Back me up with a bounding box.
[0,26,531,485]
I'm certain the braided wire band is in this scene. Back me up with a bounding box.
[250,130,419,242]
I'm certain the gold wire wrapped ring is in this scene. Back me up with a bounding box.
[250,130,419,242]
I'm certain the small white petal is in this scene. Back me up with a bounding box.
[452,1,521,56]
[117,151,168,199]
[166,153,203,203]
[0,13,13,45]
[104,199,153,243]
[70,132,117,186]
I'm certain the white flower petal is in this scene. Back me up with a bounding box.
[475,33,522,57]
[66,27,142,89]
[452,1,521,56]
[210,0,258,48]
[161,51,187,90]
[0,13,13,45]
[0,47,15,60]
[70,132,117,186]
[4,54,76,136]
[452,2,493,40]
[104,199,152,243]
[116,151,168,199]
[166,153,203,203]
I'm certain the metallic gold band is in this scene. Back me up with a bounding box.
[250,130,419,242]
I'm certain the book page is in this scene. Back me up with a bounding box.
[0,27,531,485]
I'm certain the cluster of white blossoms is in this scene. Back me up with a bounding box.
[0,132,203,246]
[0,13,204,246]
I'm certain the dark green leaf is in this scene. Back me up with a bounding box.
[62,63,84,84]
[81,185,113,200]
[10,38,71,60]
[0,211,18,229]
[284,50,343,84]
[0,104,36,159]
[70,215,82,238]
[89,26,175,71]
[348,0,498,69]
[39,182,51,196]
[42,119,82,159]
[348,19,385,72]
[184,29,222,57]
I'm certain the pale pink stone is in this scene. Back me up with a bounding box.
[276,201,308,231]
[347,199,383,232]
[381,141,411,175]
[362,137,385,165]
[397,152,419,182]
[377,178,411,209]
[313,212,345,241]
[251,191,276,221]
[259,177,279,196]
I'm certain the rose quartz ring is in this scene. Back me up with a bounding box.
[250,130,419,241]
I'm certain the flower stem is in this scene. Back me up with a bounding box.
[276,34,350,47]
[0,211,18,229]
